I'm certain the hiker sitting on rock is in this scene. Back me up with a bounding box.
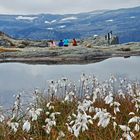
[58,40,64,47]
[63,38,69,47]
[49,40,56,47]
[72,38,77,46]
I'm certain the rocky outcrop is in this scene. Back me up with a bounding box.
[0,31,49,48]
[82,35,119,47]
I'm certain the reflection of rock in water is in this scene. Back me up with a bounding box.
[124,56,130,58]
[0,57,109,65]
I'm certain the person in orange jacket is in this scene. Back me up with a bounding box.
[72,38,77,46]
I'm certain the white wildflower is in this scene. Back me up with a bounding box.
[129,112,135,115]
[0,115,4,122]
[57,131,65,140]
[128,116,140,123]
[92,88,101,102]
[119,125,130,132]
[119,125,134,140]
[109,75,117,83]
[128,116,140,132]
[28,108,42,121]
[104,92,113,104]
[43,118,56,134]
[118,89,125,98]
[89,106,94,113]
[110,101,120,114]
[46,102,54,110]
[46,102,51,108]
[134,124,140,132]
[43,111,60,134]
[113,121,117,130]
[78,98,93,112]
[66,123,73,133]
[80,73,86,82]
[23,120,31,132]
[7,121,19,133]
[67,110,93,137]
[93,109,112,128]
[64,91,75,102]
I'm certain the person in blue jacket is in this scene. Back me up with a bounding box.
[58,40,64,47]
[63,38,69,47]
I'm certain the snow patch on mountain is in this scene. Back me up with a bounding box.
[130,16,136,19]
[106,19,114,22]
[16,16,38,21]
[58,25,66,28]
[45,20,56,24]
[44,21,50,24]
[60,16,77,21]
[47,28,53,30]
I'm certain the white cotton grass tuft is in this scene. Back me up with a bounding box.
[104,92,113,104]
[43,102,60,134]
[129,112,135,115]
[119,125,131,132]
[64,91,75,102]
[128,116,140,132]
[66,95,94,137]
[67,111,93,137]
[93,109,112,128]
[28,108,42,121]
[0,115,4,122]
[119,125,135,140]
[23,120,31,132]
[7,121,19,133]
[56,131,65,140]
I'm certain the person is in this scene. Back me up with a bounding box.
[109,31,112,39]
[72,38,77,46]
[63,38,69,47]
[105,35,107,40]
[49,40,56,47]
[58,40,63,47]
[107,32,110,40]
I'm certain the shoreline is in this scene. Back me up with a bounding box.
[0,43,140,64]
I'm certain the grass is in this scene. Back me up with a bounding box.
[0,47,20,52]
[0,75,140,140]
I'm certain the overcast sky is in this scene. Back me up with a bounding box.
[0,0,140,15]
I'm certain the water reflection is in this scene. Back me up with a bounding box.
[0,56,140,107]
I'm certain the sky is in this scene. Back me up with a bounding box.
[0,0,140,15]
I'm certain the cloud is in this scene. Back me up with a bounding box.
[0,0,139,14]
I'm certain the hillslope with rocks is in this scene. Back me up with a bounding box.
[0,31,140,64]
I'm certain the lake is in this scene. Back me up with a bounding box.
[0,56,140,107]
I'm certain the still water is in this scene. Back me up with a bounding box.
[0,56,140,107]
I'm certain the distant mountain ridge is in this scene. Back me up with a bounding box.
[0,6,140,43]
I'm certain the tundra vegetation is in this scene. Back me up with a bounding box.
[0,74,140,140]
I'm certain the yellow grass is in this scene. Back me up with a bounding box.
[0,47,21,52]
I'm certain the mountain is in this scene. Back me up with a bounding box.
[0,6,140,43]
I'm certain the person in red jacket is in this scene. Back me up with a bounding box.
[72,38,77,46]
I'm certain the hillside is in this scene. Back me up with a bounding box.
[0,6,140,43]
